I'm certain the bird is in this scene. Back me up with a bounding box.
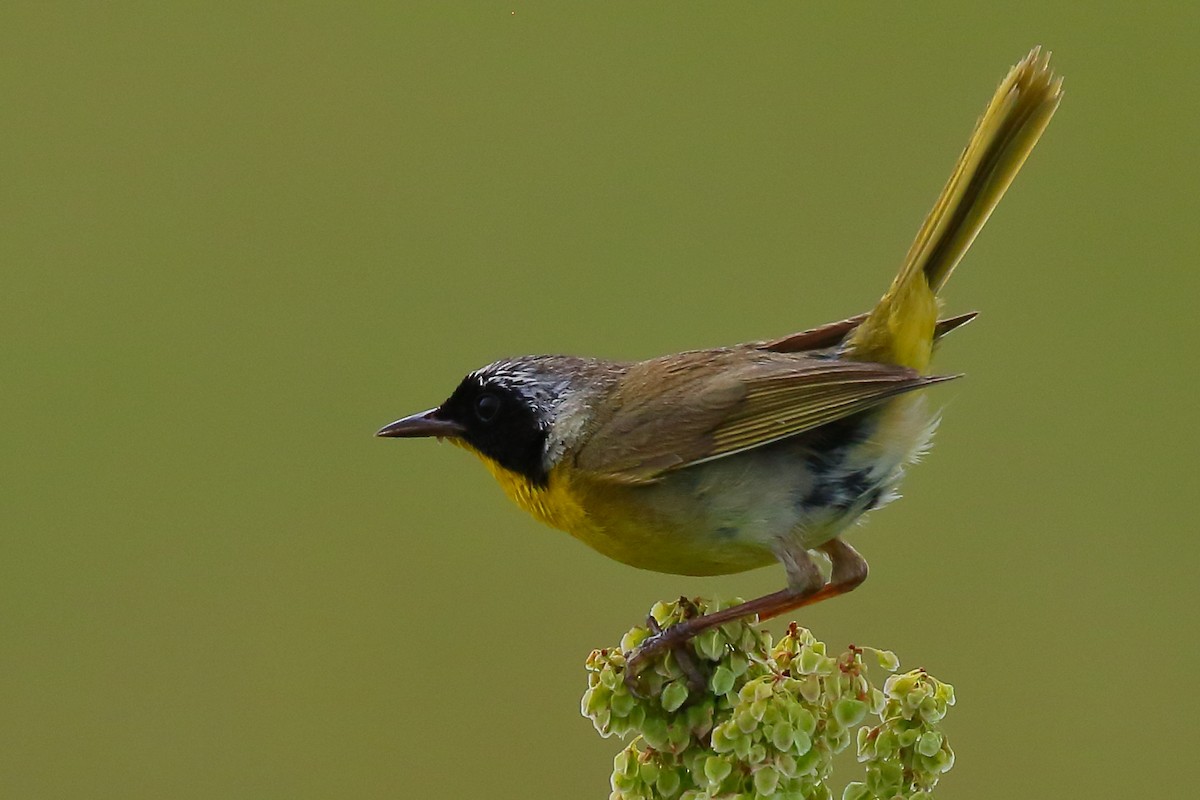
[377,48,1062,681]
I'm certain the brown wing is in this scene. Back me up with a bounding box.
[759,311,978,354]
[574,350,956,484]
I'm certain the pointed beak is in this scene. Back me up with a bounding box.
[375,408,465,439]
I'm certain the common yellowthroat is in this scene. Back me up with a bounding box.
[379,49,1062,678]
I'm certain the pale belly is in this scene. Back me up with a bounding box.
[565,396,937,576]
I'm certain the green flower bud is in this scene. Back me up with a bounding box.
[792,706,817,736]
[798,675,822,703]
[916,730,943,758]
[662,680,690,713]
[905,685,932,712]
[642,716,670,751]
[896,726,920,748]
[873,729,898,758]
[830,726,852,755]
[667,721,692,752]
[797,647,826,675]
[792,744,821,776]
[710,721,737,754]
[582,686,605,715]
[918,696,945,723]
[656,767,682,798]
[855,726,873,759]
[833,698,867,728]
[621,627,651,653]
[683,750,708,780]
[940,744,956,772]
[660,651,686,681]
[694,629,726,662]
[710,665,736,696]
[872,648,900,672]
[841,781,870,800]
[613,748,631,776]
[718,622,744,648]
[640,671,666,699]
[704,755,733,786]
[733,729,754,759]
[684,701,714,737]
[611,689,636,718]
[770,722,794,751]
[627,704,646,730]
[866,760,903,795]
[754,765,781,796]
[610,771,636,795]
[607,717,630,738]
[919,742,954,776]
[885,671,919,698]
[650,601,672,625]
[735,708,758,734]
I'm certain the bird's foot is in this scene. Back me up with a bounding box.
[623,600,708,698]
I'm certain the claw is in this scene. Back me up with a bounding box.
[622,614,709,698]
[675,644,708,694]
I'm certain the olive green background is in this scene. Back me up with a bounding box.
[3,3,1197,798]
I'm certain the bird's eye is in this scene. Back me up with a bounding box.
[474,393,502,423]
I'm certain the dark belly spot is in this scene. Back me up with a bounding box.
[799,467,879,513]
[715,525,740,539]
[804,450,834,471]
[837,469,872,504]
[801,413,878,472]
[799,483,833,510]
[809,412,876,450]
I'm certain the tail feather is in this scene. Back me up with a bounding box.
[761,310,977,354]
[907,47,1063,294]
[847,48,1063,370]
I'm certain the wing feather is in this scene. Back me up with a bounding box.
[574,351,956,484]
[759,311,978,353]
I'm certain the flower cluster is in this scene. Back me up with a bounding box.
[845,669,956,800]
[582,598,955,800]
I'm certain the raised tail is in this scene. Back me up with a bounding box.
[846,47,1063,371]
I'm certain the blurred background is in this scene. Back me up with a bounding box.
[3,3,1197,798]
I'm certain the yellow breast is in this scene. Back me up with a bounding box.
[476,454,592,535]
[462,443,776,577]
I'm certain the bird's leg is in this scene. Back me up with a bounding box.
[623,538,868,693]
[760,538,869,620]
